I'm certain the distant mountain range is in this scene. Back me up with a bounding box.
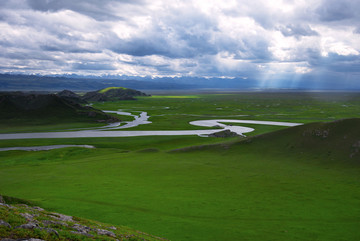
[0,73,257,91]
[0,74,194,91]
[1,73,359,92]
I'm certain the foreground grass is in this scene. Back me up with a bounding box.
[0,93,359,240]
[0,119,359,241]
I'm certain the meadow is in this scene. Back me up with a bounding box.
[93,92,360,131]
[0,92,360,240]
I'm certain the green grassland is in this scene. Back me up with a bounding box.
[0,117,106,134]
[98,87,128,93]
[2,92,359,134]
[92,92,360,131]
[1,92,360,241]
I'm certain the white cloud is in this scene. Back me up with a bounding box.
[295,66,313,74]
[329,44,359,56]
[0,0,359,88]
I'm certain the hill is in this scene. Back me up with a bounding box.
[179,118,360,162]
[0,195,166,241]
[56,89,87,105]
[0,92,119,133]
[82,87,149,101]
[241,118,360,161]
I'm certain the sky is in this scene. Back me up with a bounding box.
[0,0,360,89]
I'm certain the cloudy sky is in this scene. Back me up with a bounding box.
[1,0,359,88]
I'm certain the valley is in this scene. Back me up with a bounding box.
[0,92,360,241]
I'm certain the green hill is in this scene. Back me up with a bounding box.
[82,87,149,101]
[235,118,360,162]
[175,118,360,169]
[0,92,119,133]
[98,87,128,93]
[56,89,87,105]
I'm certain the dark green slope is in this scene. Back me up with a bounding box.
[244,118,360,162]
[56,89,87,105]
[0,92,116,120]
[180,118,360,163]
[0,92,119,133]
[1,93,81,117]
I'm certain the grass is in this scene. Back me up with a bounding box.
[2,92,359,133]
[148,95,200,98]
[98,87,127,93]
[0,146,359,241]
[0,119,360,240]
[0,92,360,240]
[0,97,116,133]
[91,92,360,131]
[0,135,237,153]
[0,117,106,134]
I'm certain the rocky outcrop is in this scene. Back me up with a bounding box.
[208,129,240,138]
[0,220,11,228]
[1,239,45,241]
[0,195,167,241]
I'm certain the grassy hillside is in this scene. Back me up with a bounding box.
[0,119,359,240]
[240,118,360,161]
[99,87,128,93]
[0,92,119,133]
[83,87,149,101]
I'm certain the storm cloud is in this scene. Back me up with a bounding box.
[0,0,359,88]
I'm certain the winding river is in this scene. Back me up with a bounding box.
[0,110,302,140]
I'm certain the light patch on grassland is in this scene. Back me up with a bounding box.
[98,87,127,93]
[150,95,200,99]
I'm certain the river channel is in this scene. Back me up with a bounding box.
[0,110,302,140]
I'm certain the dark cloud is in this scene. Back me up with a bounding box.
[26,0,142,21]
[40,44,101,54]
[239,38,272,61]
[0,50,56,61]
[310,53,360,72]
[278,24,318,38]
[118,57,170,69]
[111,38,173,57]
[329,61,360,72]
[316,0,360,22]
[72,62,116,70]
[109,9,219,58]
